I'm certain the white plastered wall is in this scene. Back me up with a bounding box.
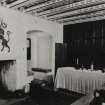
[0,6,63,90]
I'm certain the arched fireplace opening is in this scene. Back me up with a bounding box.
[0,60,16,92]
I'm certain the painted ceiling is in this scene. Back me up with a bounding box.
[1,0,105,25]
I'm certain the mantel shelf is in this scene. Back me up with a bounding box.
[32,68,51,73]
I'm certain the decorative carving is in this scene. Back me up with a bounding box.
[0,18,11,53]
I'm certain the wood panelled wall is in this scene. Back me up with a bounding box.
[64,20,105,70]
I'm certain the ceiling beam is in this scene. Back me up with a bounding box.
[56,10,105,23]
[45,3,105,21]
[37,0,105,17]
[9,0,50,9]
[64,14,105,25]
[24,0,65,13]
[7,0,29,8]
[24,0,105,22]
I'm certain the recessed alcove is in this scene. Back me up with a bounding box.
[27,30,53,80]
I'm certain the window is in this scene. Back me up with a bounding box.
[27,38,31,60]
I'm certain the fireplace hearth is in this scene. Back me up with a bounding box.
[0,60,16,91]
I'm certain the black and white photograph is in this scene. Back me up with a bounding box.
[0,0,105,105]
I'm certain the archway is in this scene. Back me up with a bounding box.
[27,30,53,73]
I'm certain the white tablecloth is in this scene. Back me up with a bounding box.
[54,67,105,94]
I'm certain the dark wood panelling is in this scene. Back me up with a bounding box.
[55,43,67,75]
[64,20,105,70]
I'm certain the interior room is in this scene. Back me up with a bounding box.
[0,0,105,105]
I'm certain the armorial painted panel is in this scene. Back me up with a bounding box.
[0,18,12,53]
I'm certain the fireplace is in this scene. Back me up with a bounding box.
[0,60,16,91]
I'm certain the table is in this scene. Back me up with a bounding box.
[54,67,105,94]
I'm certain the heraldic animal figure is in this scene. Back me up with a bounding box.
[0,19,11,52]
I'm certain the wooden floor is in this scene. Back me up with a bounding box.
[0,97,29,105]
[0,86,29,105]
[30,81,84,105]
[0,78,86,105]
[71,92,94,105]
[0,86,84,105]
